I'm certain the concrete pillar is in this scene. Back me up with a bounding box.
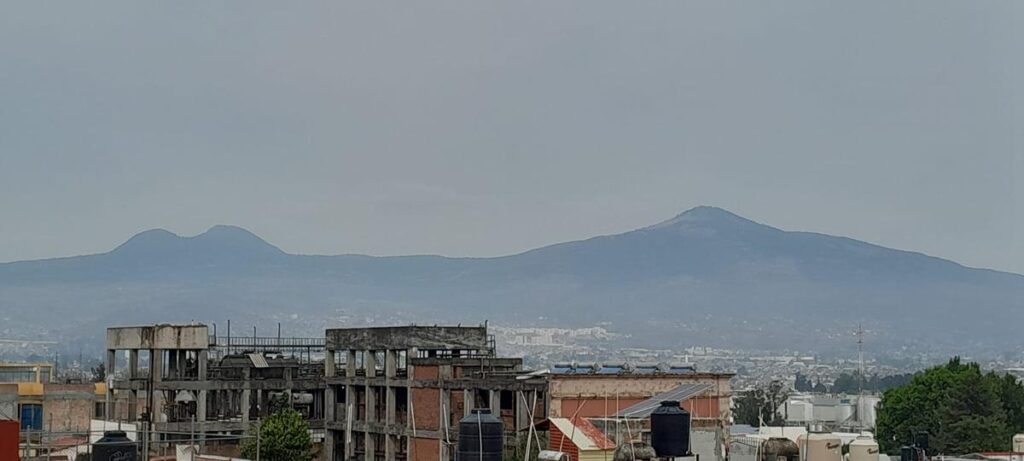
[386,387,396,424]
[347,350,357,377]
[406,348,417,378]
[325,348,338,461]
[464,389,474,416]
[197,349,208,380]
[323,429,336,461]
[105,349,116,419]
[515,390,531,432]
[198,390,207,423]
[366,386,377,422]
[441,388,451,458]
[365,432,376,461]
[325,350,336,378]
[365,350,377,378]
[128,350,139,379]
[489,390,499,414]
[242,389,251,425]
[345,386,355,459]
[385,433,396,461]
[128,390,138,422]
[326,386,336,422]
[385,350,397,379]
[151,349,163,382]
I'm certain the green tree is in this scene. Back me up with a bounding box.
[876,357,1022,455]
[733,380,789,427]
[91,362,106,383]
[241,406,314,461]
[794,373,812,392]
[833,372,858,393]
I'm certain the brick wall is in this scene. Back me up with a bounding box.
[411,437,440,461]
[414,365,439,380]
[411,388,440,430]
[41,384,99,433]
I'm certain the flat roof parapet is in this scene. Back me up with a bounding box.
[325,325,489,351]
[107,324,210,350]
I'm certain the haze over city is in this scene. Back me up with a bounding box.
[1,2,1022,461]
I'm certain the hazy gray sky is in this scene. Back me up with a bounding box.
[1,2,1021,272]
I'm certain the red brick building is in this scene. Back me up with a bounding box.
[546,364,733,426]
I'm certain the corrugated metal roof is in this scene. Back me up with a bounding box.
[615,383,712,418]
[549,418,616,451]
[247,353,269,368]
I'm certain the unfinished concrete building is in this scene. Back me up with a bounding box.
[105,324,326,451]
[323,326,548,461]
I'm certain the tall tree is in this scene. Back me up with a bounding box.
[876,357,1021,455]
[733,380,789,427]
[242,406,314,461]
[794,373,812,392]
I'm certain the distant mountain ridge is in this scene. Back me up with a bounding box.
[2,206,1022,357]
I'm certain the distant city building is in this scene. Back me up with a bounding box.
[783,394,879,430]
[0,361,105,441]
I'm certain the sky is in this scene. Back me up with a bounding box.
[1,2,1021,272]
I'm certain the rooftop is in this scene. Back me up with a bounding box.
[549,363,698,375]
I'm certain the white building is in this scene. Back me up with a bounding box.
[784,394,879,430]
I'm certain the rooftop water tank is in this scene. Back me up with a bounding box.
[914,432,929,451]
[763,437,800,461]
[458,409,503,461]
[650,400,691,457]
[848,434,880,461]
[803,433,841,461]
[93,430,138,461]
[1013,433,1024,453]
[538,450,570,461]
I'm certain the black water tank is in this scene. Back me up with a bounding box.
[915,432,929,451]
[458,408,504,461]
[93,430,138,461]
[900,446,917,461]
[650,400,691,457]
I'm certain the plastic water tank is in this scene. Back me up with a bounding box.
[763,437,800,461]
[804,433,841,461]
[458,409,504,461]
[1013,433,1024,453]
[848,434,880,461]
[93,430,138,461]
[650,400,691,457]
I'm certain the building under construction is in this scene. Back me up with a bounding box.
[105,324,326,451]
[322,325,548,461]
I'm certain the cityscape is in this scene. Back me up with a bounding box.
[1,1,1020,461]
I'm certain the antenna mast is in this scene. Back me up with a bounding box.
[855,324,866,430]
[856,324,865,395]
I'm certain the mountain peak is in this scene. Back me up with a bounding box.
[644,206,764,231]
[109,225,284,262]
[196,224,270,242]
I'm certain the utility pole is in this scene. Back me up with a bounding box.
[191,414,196,461]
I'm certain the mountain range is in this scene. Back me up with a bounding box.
[2,206,1021,357]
